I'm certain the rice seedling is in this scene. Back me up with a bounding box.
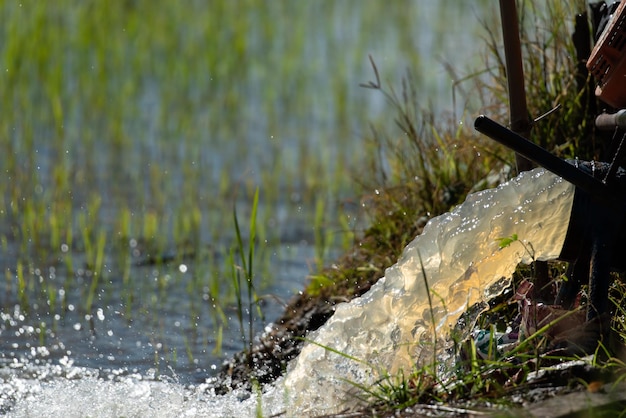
[182,335,194,366]
[313,197,329,270]
[212,324,224,357]
[84,228,106,314]
[231,187,265,359]
[16,261,27,313]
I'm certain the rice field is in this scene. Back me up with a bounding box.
[0,0,491,380]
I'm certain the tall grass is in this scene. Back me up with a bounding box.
[358,55,502,227]
[479,0,598,160]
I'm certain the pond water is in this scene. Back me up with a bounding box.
[0,0,496,415]
[0,244,316,383]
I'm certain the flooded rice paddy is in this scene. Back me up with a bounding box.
[0,0,494,414]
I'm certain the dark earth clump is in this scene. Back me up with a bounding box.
[211,288,337,395]
[211,246,391,394]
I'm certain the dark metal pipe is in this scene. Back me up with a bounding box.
[474,115,610,200]
[595,110,626,131]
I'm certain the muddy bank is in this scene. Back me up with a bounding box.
[212,266,379,395]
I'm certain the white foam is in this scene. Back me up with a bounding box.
[6,371,290,418]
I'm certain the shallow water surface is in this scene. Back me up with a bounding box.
[0,244,315,383]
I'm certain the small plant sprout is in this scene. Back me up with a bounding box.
[496,233,535,260]
[232,187,265,361]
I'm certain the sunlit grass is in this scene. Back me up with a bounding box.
[232,187,263,359]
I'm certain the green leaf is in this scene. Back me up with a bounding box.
[496,233,518,249]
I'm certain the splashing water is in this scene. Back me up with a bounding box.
[3,360,291,417]
[284,168,575,415]
[6,169,575,417]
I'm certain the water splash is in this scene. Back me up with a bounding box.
[284,168,575,415]
[4,360,290,417]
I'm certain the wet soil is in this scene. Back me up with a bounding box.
[211,270,378,395]
[211,288,336,394]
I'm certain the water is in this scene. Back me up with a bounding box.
[2,364,288,417]
[5,169,576,416]
[0,244,315,384]
[285,169,575,415]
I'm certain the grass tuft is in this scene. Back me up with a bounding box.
[232,187,265,361]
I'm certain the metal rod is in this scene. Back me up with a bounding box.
[595,110,626,131]
[474,115,609,199]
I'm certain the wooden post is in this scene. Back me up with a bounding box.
[499,0,550,298]
[499,0,534,173]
